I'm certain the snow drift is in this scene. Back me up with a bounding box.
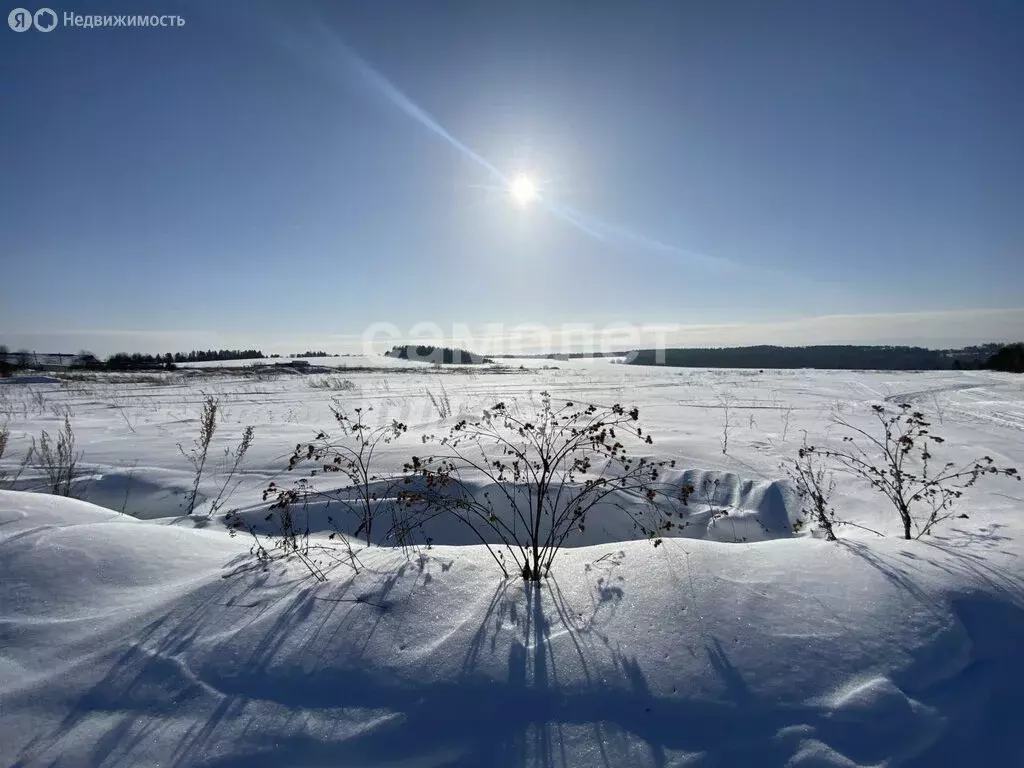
[3,489,1023,767]
[220,467,801,551]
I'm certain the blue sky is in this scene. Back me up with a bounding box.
[1,0,1022,355]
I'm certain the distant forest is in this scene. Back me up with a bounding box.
[103,349,265,370]
[0,347,265,374]
[3,343,1021,376]
[384,345,493,365]
[985,343,1024,373]
[626,343,1023,371]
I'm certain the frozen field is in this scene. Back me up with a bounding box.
[2,359,1023,766]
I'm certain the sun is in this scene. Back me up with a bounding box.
[510,174,537,205]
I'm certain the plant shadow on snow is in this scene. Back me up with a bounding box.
[208,541,1024,768]
[827,539,1024,765]
[935,523,1015,552]
[203,567,694,768]
[207,581,749,768]
[9,556,327,767]
[12,540,1024,768]
[9,549,791,767]
[839,537,1024,610]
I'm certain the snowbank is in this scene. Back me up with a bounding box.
[222,468,801,548]
[3,489,1023,766]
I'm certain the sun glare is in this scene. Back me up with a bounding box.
[510,174,537,206]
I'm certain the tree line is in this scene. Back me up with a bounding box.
[0,346,266,374]
[289,350,331,358]
[3,342,1020,376]
[986,343,1024,373]
[383,345,493,365]
[99,349,266,369]
[625,343,1023,371]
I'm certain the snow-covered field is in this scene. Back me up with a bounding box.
[2,359,1023,766]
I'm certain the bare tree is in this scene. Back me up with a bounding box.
[179,395,218,514]
[119,460,139,515]
[931,392,945,426]
[271,406,408,546]
[108,390,137,433]
[780,407,793,442]
[784,438,838,540]
[208,425,255,516]
[0,422,10,486]
[403,392,677,581]
[717,391,733,455]
[225,495,359,582]
[0,421,32,489]
[799,404,1019,539]
[30,411,81,497]
[426,380,453,419]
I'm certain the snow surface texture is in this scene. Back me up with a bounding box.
[1,361,1023,766]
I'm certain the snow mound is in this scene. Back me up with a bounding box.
[3,490,1024,767]
[668,468,800,542]
[221,468,801,549]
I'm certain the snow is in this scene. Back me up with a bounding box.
[1,362,1023,766]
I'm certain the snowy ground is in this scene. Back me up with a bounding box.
[1,359,1022,766]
